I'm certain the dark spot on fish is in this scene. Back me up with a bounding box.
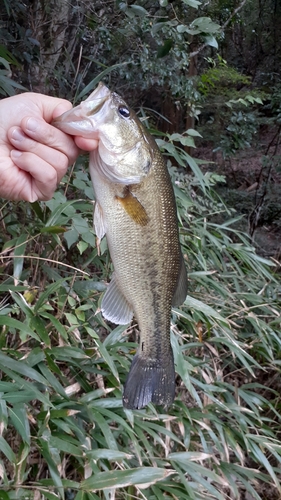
[141,342,145,351]
[144,158,151,174]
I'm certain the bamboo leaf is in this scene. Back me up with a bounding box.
[0,435,16,463]
[13,233,27,281]
[9,405,30,444]
[34,278,69,313]
[81,467,175,491]
[0,351,49,386]
[0,316,40,341]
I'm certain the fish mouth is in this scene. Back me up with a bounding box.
[84,82,111,115]
[52,82,111,137]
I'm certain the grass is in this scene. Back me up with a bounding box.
[0,139,281,499]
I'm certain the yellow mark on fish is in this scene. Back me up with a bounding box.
[116,187,149,226]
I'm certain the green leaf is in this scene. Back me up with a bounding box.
[205,35,218,49]
[181,0,201,7]
[77,240,88,254]
[169,451,212,461]
[35,491,61,500]
[0,492,10,500]
[4,390,39,404]
[45,200,79,227]
[87,449,133,461]
[30,316,50,346]
[64,228,79,248]
[81,467,175,491]
[180,295,228,321]
[0,45,21,66]
[38,362,67,398]
[81,231,96,245]
[9,291,34,318]
[0,316,40,342]
[40,226,67,234]
[0,397,8,430]
[87,328,120,382]
[76,62,130,101]
[42,312,68,340]
[49,436,83,457]
[34,278,68,313]
[40,438,64,497]
[13,233,27,280]
[88,409,118,450]
[190,17,221,34]
[0,435,16,463]
[0,351,49,386]
[130,5,148,16]
[176,150,207,193]
[0,369,51,405]
[9,405,30,444]
[48,346,89,360]
[186,129,203,137]
[157,39,173,58]
[73,279,106,297]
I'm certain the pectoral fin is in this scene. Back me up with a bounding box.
[116,188,149,226]
[101,272,134,325]
[94,201,106,240]
[172,253,188,307]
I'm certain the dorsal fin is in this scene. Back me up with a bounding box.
[172,253,188,307]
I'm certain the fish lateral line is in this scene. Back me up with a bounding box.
[115,186,149,226]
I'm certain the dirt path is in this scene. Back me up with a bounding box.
[194,128,281,259]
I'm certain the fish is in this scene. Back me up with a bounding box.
[52,82,188,409]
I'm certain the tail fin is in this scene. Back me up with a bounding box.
[123,352,175,410]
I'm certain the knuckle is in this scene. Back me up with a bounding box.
[61,152,72,172]
[43,126,58,147]
[44,167,57,184]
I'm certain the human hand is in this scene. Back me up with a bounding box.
[0,93,98,202]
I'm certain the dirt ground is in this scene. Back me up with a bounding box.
[194,127,281,260]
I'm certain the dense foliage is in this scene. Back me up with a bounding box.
[1,0,281,498]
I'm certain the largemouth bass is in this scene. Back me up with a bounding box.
[53,83,188,409]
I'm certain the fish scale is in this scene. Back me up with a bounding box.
[53,82,188,409]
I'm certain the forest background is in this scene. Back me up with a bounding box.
[1,0,281,499]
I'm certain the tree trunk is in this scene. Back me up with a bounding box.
[29,0,71,93]
[185,49,197,155]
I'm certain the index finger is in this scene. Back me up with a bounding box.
[74,136,99,151]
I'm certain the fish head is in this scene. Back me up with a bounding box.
[53,82,153,184]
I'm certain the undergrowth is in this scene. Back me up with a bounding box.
[0,131,281,499]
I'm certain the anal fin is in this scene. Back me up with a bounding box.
[172,252,188,307]
[101,272,134,325]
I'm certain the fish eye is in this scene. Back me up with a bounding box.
[118,106,130,118]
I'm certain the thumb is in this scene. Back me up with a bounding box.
[52,101,73,121]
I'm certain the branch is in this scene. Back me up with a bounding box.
[189,0,248,58]
[222,0,248,30]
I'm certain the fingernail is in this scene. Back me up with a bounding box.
[26,117,39,131]
[12,128,25,142]
[11,150,22,158]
